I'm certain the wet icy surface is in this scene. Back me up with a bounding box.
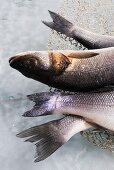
[0,0,114,170]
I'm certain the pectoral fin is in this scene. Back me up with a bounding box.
[68,51,99,59]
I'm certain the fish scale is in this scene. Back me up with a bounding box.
[57,91,114,106]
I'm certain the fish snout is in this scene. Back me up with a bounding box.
[9,56,20,69]
[9,55,24,69]
[9,57,17,67]
[9,56,16,64]
[9,53,39,71]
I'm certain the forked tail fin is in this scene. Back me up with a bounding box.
[43,11,114,49]
[23,92,59,117]
[17,116,91,162]
[17,117,66,162]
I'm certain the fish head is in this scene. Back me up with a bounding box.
[9,51,51,80]
[9,51,71,81]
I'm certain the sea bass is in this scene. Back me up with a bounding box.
[17,87,114,162]
[9,47,114,91]
[23,87,114,132]
[43,11,114,49]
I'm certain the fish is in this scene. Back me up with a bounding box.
[9,47,114,92]
[42,11,114,49]
[17,87,114,162]
[22,87,114,132]
[17,115,92,162]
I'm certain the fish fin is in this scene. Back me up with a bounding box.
[42,10,74,37]
[81,128,114,152]
[42,21,54,29]
[17,117,67,162]
[23,107,50,117]
[49,51,71,76]
[68,51,99,59]
[23,92,58,117]
[17,116,92,162]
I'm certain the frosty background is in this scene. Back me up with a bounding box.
[0,0,114,170]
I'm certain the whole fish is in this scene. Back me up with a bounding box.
[23,87,114,132]
[9,47,114,91]
[17,115,92,162]
[43,11,114,49]
[17,87,114,162]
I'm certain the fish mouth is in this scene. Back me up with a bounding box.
[9,56,18,68]
[9,56,16,64]
[9,55,25,70]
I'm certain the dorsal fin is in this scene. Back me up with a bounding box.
[67,51,99,59]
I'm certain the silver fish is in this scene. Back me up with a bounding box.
[17,87,114,162]
[9,47,114,91]
[17,115,91,162]
[23,87,114,132]
[43,11,114,49]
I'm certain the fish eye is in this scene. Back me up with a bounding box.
[26,58,38,66]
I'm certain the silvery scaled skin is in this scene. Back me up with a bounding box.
[43,11,114,49]
[9,47,114,91]
[23,87,114,132]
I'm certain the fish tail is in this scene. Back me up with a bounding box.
[16,118,66,162]
[23,92,58,117]
[42,10,74,37]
